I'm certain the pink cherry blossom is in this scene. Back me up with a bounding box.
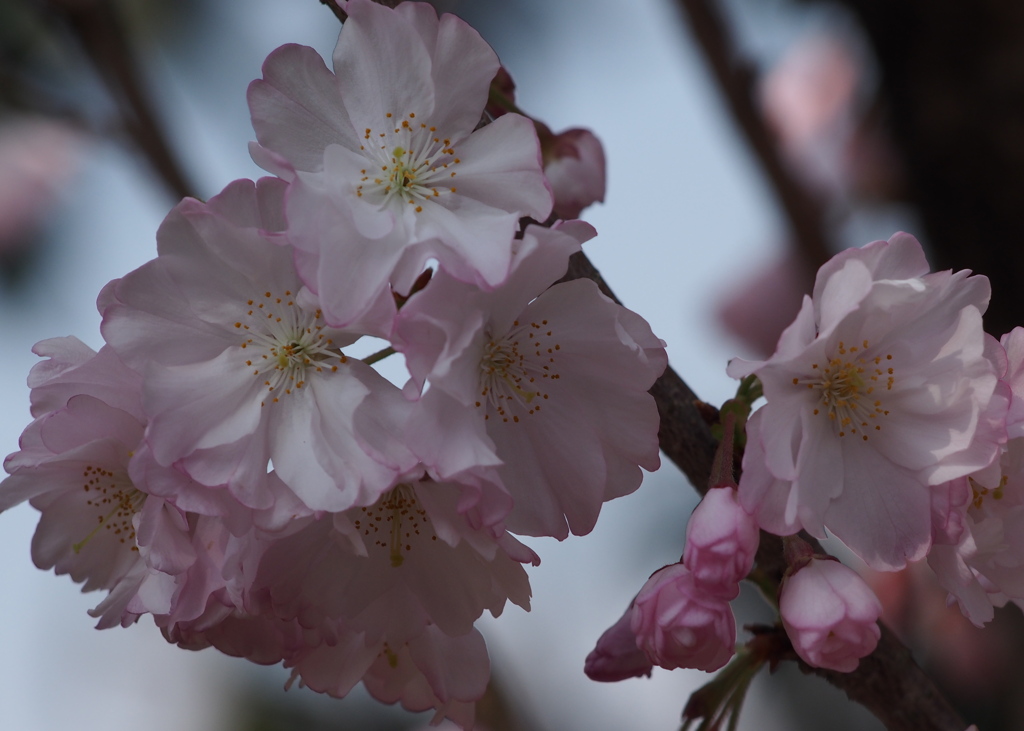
[1000,327,1024,438]
[779,558,881,672]
[716,250,813,359]
[1,338,277,632]
[682,485,760,599]
[0,340,187,629]
[630,563,736,672]
[100,178,417,514]
[584,602,654,682]
[929,437,1024,626]
[292,624,487,730]
[393,222,667,538]
[0,117,83,251]
[927,332,1024,625]
[731,233,1004,570]
[2,392,150,627]
[250,475,535,641]
[249,0,552,326]
[238,472,533,727]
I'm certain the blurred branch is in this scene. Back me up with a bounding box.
[46,0,198,201]
[675,0,831,272]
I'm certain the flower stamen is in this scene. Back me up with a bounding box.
[238,291,346,406]
[477,320,559,423]
[797,341,894,440]
[75,464,145,553]
[355,113,461,210]
[353,484,436,567]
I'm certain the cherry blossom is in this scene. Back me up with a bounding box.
[731,233,1004,570]
[242,472,535,727]
[100,178,417,514]
[929,436,1024,626]
[249,0,552,326]
[1000,327,1024,438]
[393,222,667,538]
[779,558,881,672]
[290,624,488,729]
[0,340,190,628]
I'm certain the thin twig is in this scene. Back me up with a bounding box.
[676,0,831,271]
[47,0,199,201]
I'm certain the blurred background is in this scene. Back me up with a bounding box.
[1,0,1021,728]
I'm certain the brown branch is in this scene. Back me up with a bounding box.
[675,0,831,272]
[320,0,348,22]
[46,0,199,202]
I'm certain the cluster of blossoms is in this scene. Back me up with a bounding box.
[0,1,664,727]
[732,232,1024,630]
[7,1,1018,728]
[589,230,1024,713]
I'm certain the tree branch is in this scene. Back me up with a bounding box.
[319,0,348,23]
[46,0,199,202]
[675,0,831,272]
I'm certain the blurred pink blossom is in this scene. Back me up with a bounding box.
[0,117,83,249]
[761,34,859,196]
[716,250,812,359]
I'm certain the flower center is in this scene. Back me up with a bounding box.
[477,319,561,424]
[971,475,1008,509]
[236,289,346,406]
[795,340,894,440]
[353,484,437,568]
[355,112,461,212]
[75,464,145,553]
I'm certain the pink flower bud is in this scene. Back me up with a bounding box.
[780,558,882,672]
[540,127,606,220]
[630,563,736,672]
[683,486,760,598]
[584,604,654,682]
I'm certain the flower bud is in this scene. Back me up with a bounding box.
[584,603,653,682]
[539,127,606,220]
[630,563,736,672]
[780,558,881,672]
[683,486,760,598]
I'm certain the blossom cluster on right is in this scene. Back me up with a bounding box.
[589,232,1024,693]
[733,233,1023,627]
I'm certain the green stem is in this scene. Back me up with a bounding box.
[487,85,528,117]
[736,374,763,404]
[362,346,396,365]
